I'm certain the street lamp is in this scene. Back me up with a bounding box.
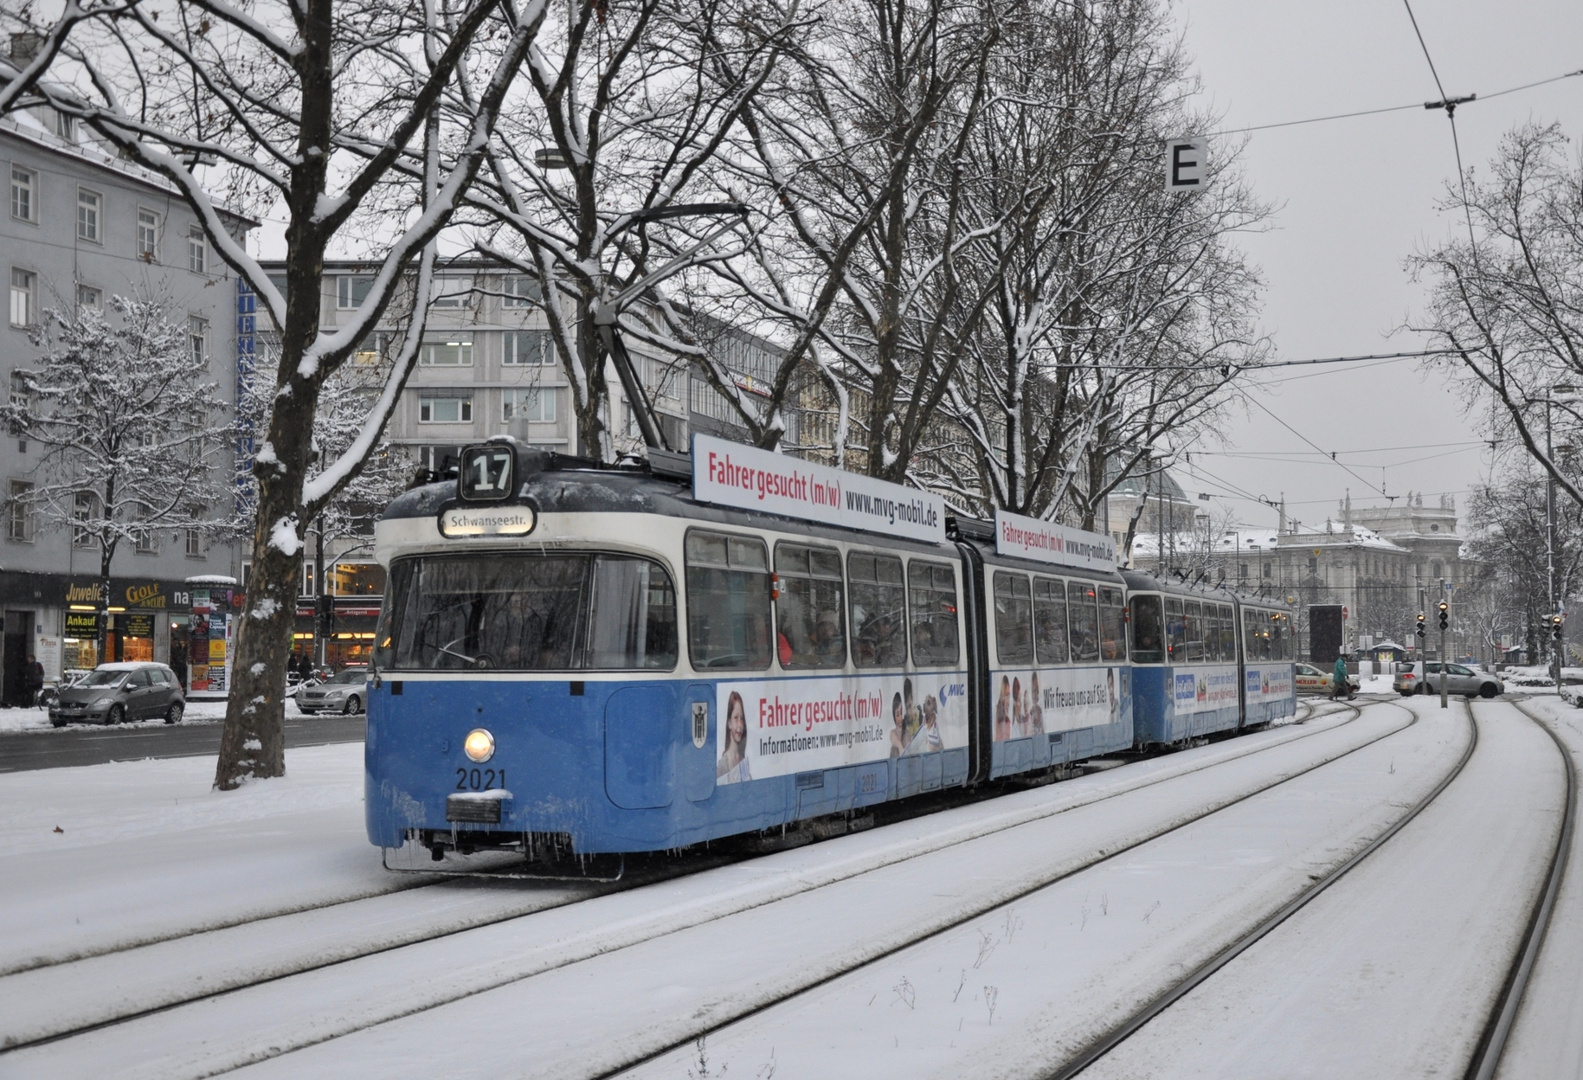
[1545,384,1576,688]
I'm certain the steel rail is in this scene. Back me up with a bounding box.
[1464,699,1578,1080]
[590,702,1416,1080]
[1044,698,1473,1080]
[0,701,1351,1058]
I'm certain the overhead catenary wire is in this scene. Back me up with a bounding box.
[1200,67,1583,139]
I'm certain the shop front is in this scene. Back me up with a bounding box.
[293,561,385,672]
[60,578,197,673]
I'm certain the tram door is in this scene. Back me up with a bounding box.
[3,610,34,706]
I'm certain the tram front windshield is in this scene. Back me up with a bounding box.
[375,553,678,671]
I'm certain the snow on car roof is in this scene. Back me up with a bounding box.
[95,662,166,671]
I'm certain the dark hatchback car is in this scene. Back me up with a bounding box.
[49,662,185,727]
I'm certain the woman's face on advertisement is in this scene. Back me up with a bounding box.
[893,699,904,726]
[729,700,746,740]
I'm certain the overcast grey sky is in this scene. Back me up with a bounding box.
[1169,0,1583,533]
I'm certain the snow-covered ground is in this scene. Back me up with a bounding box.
[2,697,1577,1079]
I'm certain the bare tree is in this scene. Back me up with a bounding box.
[0,297,233,656]
[1409,122,1583,507]
[4,0,546,786]
[465,0,795,460]
[926,0,1267,526]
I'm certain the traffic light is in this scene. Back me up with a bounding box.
[316,593,335,636]
[1553,613,1565,640]
[1415,612,1426,638]
[1437,600,1449,631]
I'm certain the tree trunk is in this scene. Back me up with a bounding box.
[213,402,314,787]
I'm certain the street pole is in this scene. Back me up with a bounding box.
[1547,399,1562,689]
[315,520,327,671]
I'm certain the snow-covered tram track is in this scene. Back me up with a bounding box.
[1062,697,1571,1080]
[0,703,1330,1054]
[0,702,1369,1076]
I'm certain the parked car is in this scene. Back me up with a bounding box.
[295,667,368,715]
[1395,661,1504,699]
[48,662,185,726]
[1294,663,1335,694]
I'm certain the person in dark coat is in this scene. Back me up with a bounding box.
[23,654,44,707]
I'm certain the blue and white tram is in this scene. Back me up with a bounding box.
[1122,571,1295,744]
[363,436,1294,863]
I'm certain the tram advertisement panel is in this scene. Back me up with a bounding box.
[1244,665,1294,705]
[1172,664,1240,714]
[714,673,969,783]
[991,665,1129,739]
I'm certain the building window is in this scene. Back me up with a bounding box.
[76,284,101,310]
[10,269,36,327]
[419,395,472,423]
[136,208,160,261]
[10,167,36,223]
[419,338,472,366]
[6,480,34,542]
[418,446,460,474]
[134,526,157,554]
[1262,562,1272,579]
[76,187,101,242]
[188,316,208,364]
[187,226,207,274]
[336,276,373,309]
[1431,560,1443,580]
[1238,562,1248,579]
[72,491,96,547]
[502,275,542,307]
[503,386,557,423]
[429,278,472,308]
[1306,557,1317,575]
[504,329,555,366]
[54,111,76,141]
[184,529,203,557]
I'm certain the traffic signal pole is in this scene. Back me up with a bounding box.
[1438,587,1449,710]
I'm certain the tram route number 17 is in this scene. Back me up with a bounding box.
[460,445,515,500]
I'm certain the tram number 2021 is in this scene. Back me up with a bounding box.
[456,767,505,791]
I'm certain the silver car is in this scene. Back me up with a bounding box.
[1415,661,1504,699]
[294,668,368,715]
[49,662,186,726]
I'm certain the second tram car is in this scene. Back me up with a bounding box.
[363,435,1295,863]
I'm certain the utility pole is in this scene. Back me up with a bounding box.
[1547,397,1560,690]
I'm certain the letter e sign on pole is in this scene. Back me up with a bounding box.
[1166,138,1208,190]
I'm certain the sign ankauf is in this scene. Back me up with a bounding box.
[691,434,946,544]
[994,510,1118,571]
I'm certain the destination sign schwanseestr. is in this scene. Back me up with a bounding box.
[691,434,946,543]
[994,509,1117,571]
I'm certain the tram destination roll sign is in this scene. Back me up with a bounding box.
[690,434,946,543]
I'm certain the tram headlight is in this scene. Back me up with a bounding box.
[463,728,495,763]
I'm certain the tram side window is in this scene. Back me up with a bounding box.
[1068,581,1101,663]
[849,551,907,668]
[776,543,846,668]
[1203,604,1223,663]
[1098,586,1127,662]
[1269,613,1290,661]
[994,572,1033,666]
[378,554,589,671]
[685,532,772,670]
[1166,598,1186,662]
[1219,605,1238,663]
[909,560,960,666]
[1129,594,1164,663]
[586,556,678,669]
[1033,577,1069,665]
[1242,609,1270,662]
[1182,601,1204,662]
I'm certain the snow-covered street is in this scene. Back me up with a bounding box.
[2,696,1579,1079]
